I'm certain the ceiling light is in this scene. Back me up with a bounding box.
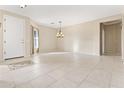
[56,21,64,39]
[20,5,27,8]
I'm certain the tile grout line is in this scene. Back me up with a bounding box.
[76,62,100,87]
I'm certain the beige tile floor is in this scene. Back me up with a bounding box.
[0,52,124,88]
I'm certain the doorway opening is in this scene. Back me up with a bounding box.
[100,19,122,56]
[32,27,39,54]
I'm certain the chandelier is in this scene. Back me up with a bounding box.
[56,21,64,39]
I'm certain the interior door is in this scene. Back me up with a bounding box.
[3,15,25,59]
[104,23,121,56]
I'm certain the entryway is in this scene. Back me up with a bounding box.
[3,15,25,59]
[100,20,122,56]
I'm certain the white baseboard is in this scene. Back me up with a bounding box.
[73,52,100,56]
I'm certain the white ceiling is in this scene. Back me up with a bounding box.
[0,5,124,28]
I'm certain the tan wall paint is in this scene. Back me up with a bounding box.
[39,25,57,52]
[30,20,57,53]
[57,21,100,55]
[0,10,57,62]
[57,15,122,56]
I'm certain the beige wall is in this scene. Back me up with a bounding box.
[39,25,57,52]
[0,10,57,61]
[30,20,57,53]
[57,14,122,56]
[57,21,100,55]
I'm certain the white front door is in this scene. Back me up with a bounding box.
[3,15,25,59]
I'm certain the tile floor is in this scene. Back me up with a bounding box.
[0,52,124,88]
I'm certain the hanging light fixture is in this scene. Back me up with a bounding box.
[56,21,64,39]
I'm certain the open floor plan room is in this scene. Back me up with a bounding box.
[0,5,124,88]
